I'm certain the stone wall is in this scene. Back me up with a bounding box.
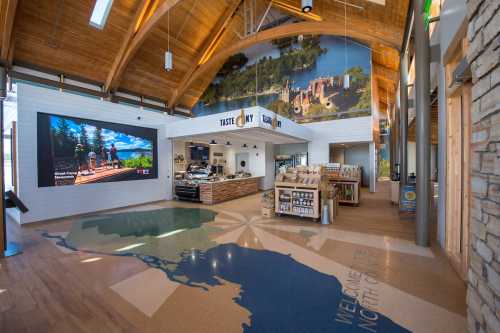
[467,1,500,332]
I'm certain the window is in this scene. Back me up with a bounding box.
[89,0,114,30]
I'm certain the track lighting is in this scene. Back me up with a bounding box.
[301,0,313,12]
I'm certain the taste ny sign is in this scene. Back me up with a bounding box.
[219,110,254,128]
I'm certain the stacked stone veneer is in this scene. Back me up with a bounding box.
[467,1,500,332]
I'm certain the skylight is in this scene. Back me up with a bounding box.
[89,0,114,30]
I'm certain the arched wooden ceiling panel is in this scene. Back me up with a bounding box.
[119,0,235,101]
[13,0,139,83]
[8,0,410,112]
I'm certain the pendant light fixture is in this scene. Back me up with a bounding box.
[301,0,313,12]
[343,1,350,90]
[253,145,258,149]
[226,141,232,146]
[165,9,173,71]
[242,144,248,148]
[209,140,217,145]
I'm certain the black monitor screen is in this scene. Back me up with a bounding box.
[190,146,209,161]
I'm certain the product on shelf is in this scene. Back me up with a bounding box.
[325,163,361,181]
[261,190,275,209]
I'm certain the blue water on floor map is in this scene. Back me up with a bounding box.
[41,207,411,333]
[168,243,410,333]
[80,207,217,237]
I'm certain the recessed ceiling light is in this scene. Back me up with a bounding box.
[90,0,114,30]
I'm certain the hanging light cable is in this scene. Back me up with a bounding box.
[343,0,350,90]
[165,8,173,71]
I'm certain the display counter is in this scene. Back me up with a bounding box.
[199,176,262,204]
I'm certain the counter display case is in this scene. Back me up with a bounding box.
[199,177,262,205]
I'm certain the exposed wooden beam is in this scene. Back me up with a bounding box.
[105,0,182,92]
[1,0,18,65]
[378,87,396,105]
[168,0,243,108]
[104,0,153,93]
[271,0,323,22]
[175,20,401,108]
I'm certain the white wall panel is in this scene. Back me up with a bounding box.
[303,116,373,164]
[16,83,178,224]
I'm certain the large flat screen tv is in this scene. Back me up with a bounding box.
[37,112,158,187]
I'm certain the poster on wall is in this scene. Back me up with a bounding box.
[193,35,372,123]
[37,113,158,187]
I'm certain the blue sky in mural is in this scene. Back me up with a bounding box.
[244,36,371,86]
[49,115,152,151]
[192,35,372,122]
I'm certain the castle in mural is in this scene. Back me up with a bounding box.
[192,35,372,123]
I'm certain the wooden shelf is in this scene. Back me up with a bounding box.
[330,179,360,205]
[274,181,320,190]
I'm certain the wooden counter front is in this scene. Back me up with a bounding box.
[199,177,262,205]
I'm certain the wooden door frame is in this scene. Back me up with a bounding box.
[444,33,471,280]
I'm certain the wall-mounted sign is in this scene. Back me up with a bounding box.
[262,114,282,129]
[220,109,254,127]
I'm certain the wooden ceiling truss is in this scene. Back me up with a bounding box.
[4,0,410,115]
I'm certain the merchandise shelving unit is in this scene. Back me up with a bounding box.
[325,164,362,206]
[274,181,320,219]
[331,179,360,205]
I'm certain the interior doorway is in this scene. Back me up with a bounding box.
[444,39,471,279]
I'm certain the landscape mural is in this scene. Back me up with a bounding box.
[37,113,158,187]
[192,35,372,123]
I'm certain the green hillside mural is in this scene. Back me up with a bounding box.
[192,35,372,123]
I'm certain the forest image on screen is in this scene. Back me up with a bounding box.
[37,113,158,187]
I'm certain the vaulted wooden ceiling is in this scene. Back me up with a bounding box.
[1,0,409,114]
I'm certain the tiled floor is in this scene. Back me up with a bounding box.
[0,182,466,332]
